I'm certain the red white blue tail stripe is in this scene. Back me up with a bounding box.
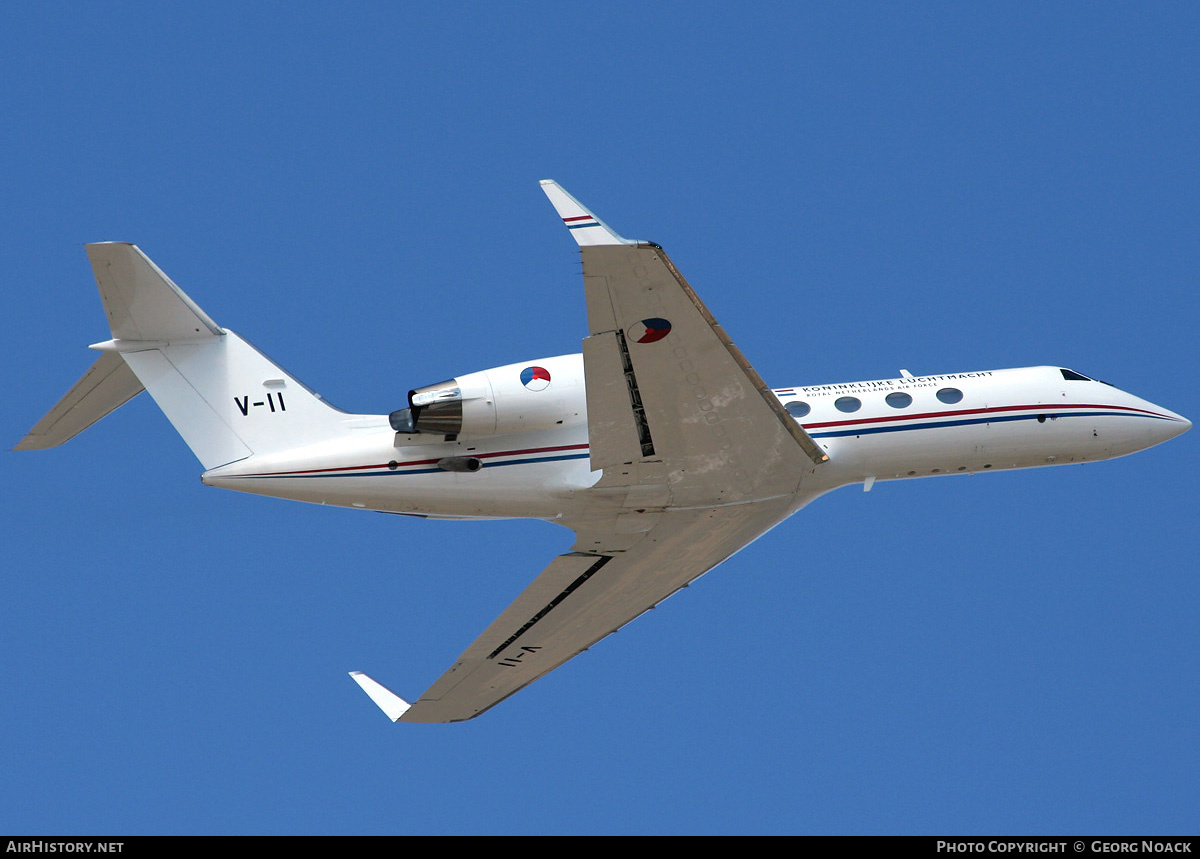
[563,214,601,231]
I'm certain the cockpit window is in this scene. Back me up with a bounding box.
[1060,369,1092,381]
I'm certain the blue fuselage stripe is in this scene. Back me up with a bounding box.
[808,410,1172,439]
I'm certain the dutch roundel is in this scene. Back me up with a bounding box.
[520,366,552,391]
[629,317,672,344]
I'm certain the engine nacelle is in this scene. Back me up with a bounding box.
[390,354,584,439]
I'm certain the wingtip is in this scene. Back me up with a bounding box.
[349,671,412,722]
[539,180,636,247]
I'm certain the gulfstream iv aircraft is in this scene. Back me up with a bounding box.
[19,182,1190,723]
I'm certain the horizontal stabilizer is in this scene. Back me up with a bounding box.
[348,671,411,722]
[87,242,223,341]
[16,351,145,450]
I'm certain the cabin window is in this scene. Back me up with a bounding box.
[885,392,912,409]
[936,388,963,404]
[785,401,810,418]
[835,396,862,413]
[1060,369,1091,381]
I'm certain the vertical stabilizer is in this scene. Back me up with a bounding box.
[119,329,359,469]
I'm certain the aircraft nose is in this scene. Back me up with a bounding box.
[1152,406,1190,444]
[1103,394,1190,458]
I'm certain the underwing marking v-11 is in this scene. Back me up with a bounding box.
[19,181,1190,722]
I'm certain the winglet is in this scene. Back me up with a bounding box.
[540,179,639,247]
[348,671,412,722]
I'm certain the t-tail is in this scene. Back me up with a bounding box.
[18,243,364,468]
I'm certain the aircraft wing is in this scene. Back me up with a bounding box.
[350,183,827,723]
[376,495,798,723]
[541,180,827,509]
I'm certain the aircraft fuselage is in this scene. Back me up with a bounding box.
[202,358,1189,520]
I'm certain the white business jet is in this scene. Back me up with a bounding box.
[19,181,1190,723]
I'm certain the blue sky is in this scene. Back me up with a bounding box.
[2,4,1197,834]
